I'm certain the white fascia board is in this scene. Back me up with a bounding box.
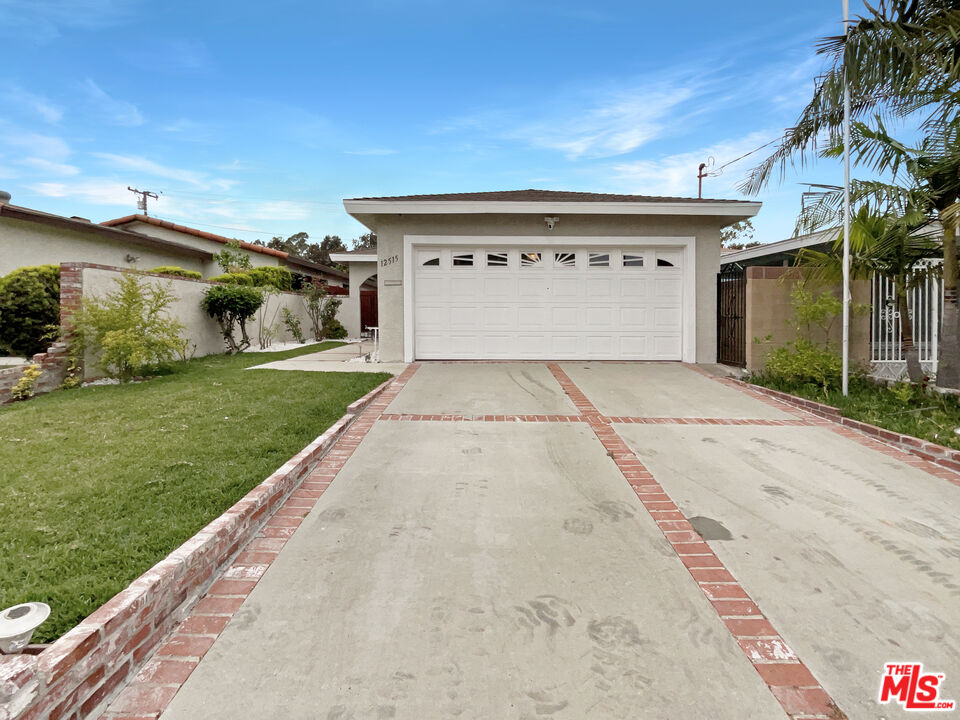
[344,199,761,217]
[330,252,377,262]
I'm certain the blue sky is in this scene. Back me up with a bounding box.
[0,0,869,245]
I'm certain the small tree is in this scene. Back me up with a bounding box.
[720,220,760,250]
[71,273,186,382]
[302,283,346,340]
[213,240,253,274]
[201,285,263,353]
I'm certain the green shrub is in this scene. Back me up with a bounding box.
[147,266,202,280]
[201,285,263,353]
[761,338,845,395]
[209,273,254,286]
[325,321,347,339]
[0,265,60,357]
[71,273,186,382]
[245,266,293,290]
[10,364,42,400]
[281,307,305,343]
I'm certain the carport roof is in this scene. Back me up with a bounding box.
[344,188,761,220]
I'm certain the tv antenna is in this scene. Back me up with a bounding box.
[127,187,161,215]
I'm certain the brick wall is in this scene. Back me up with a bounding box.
[0,379,392,720]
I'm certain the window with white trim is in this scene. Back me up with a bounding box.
[588,252,610,267]
[520,252,542,267]
[622,253,644,268]
[486,252,508,267]
[452,252,474,267]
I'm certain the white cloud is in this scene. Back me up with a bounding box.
[512,86,696,159]
[610,131,777,198]
[28,178,132,206]
[21,157,80,176]
[90,153,236,191]
[2,85,62,123]
[0,0,141,41]
[82,79,144,127]
[0,127,72,161]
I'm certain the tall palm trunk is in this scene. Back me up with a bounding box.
[937,219,959,389]
[896,280,924,382]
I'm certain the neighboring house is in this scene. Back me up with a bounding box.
[0,190,349,288]
[719,226,944,379]
[334,189,760,362]
[100,214,348,287]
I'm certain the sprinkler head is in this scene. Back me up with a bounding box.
[0,603,50,654]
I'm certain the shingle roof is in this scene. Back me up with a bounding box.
[345,189,754,204]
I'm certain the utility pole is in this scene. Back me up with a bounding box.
[841,0,852,396]
[127,187,160,215]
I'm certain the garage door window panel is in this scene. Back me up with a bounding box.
[486,251,509,268]
[520,252,543,267]
[452,252,475,268]
[589,252,610,268]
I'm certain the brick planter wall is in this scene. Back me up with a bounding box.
[0,378,393,720]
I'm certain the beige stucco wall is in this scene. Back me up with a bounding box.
[367,213,730,363]
[0,217,206,278]
[744,267,871,372]
[79,267,316,378]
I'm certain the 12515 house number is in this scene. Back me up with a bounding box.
[380,254,399,268]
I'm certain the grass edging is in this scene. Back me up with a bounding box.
[0,375,395,720]
[743,380,960,476]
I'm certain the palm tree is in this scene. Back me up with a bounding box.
[742,0,960,387]
[797,205,941,381]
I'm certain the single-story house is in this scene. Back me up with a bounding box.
[0,190,348,288]
[333,189,760,363]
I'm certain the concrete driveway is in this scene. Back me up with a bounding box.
[110,362,960,720]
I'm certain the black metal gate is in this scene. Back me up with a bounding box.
[717,265,746,367]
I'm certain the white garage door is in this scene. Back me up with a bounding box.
[413,246,684,360]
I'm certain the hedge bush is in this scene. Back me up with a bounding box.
[0,265,60,357]
[147,266,202,280]
[245,266,293,290]
[208,272,254,286]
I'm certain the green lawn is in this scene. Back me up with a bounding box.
[750,375,960,451]
[1,344,391,643]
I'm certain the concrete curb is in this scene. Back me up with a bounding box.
[0,378,393,720]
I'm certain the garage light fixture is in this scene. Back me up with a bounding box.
[0,602,50,654]
[544,216,559,230]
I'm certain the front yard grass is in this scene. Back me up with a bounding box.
[1,343,391,642]
[750,375,960,451]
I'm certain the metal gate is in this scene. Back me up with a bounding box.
[717,265,746,367]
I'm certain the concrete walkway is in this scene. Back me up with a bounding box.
[248,341,409,375]
[106,362,960,720]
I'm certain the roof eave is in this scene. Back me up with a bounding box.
[330,252,377,263]
[343,199,761,218]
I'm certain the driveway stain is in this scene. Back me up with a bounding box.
[689,516,733,541]
[563,517,594,535]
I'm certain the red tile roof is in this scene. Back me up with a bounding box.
[101,214,288,258]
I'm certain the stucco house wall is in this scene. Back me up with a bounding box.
[119,221,280,275]
[0,217,207,277]
[369,213,725,364]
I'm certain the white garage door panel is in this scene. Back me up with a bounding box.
[414,245,683,360]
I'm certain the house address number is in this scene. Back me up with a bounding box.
[380,254,399,268]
